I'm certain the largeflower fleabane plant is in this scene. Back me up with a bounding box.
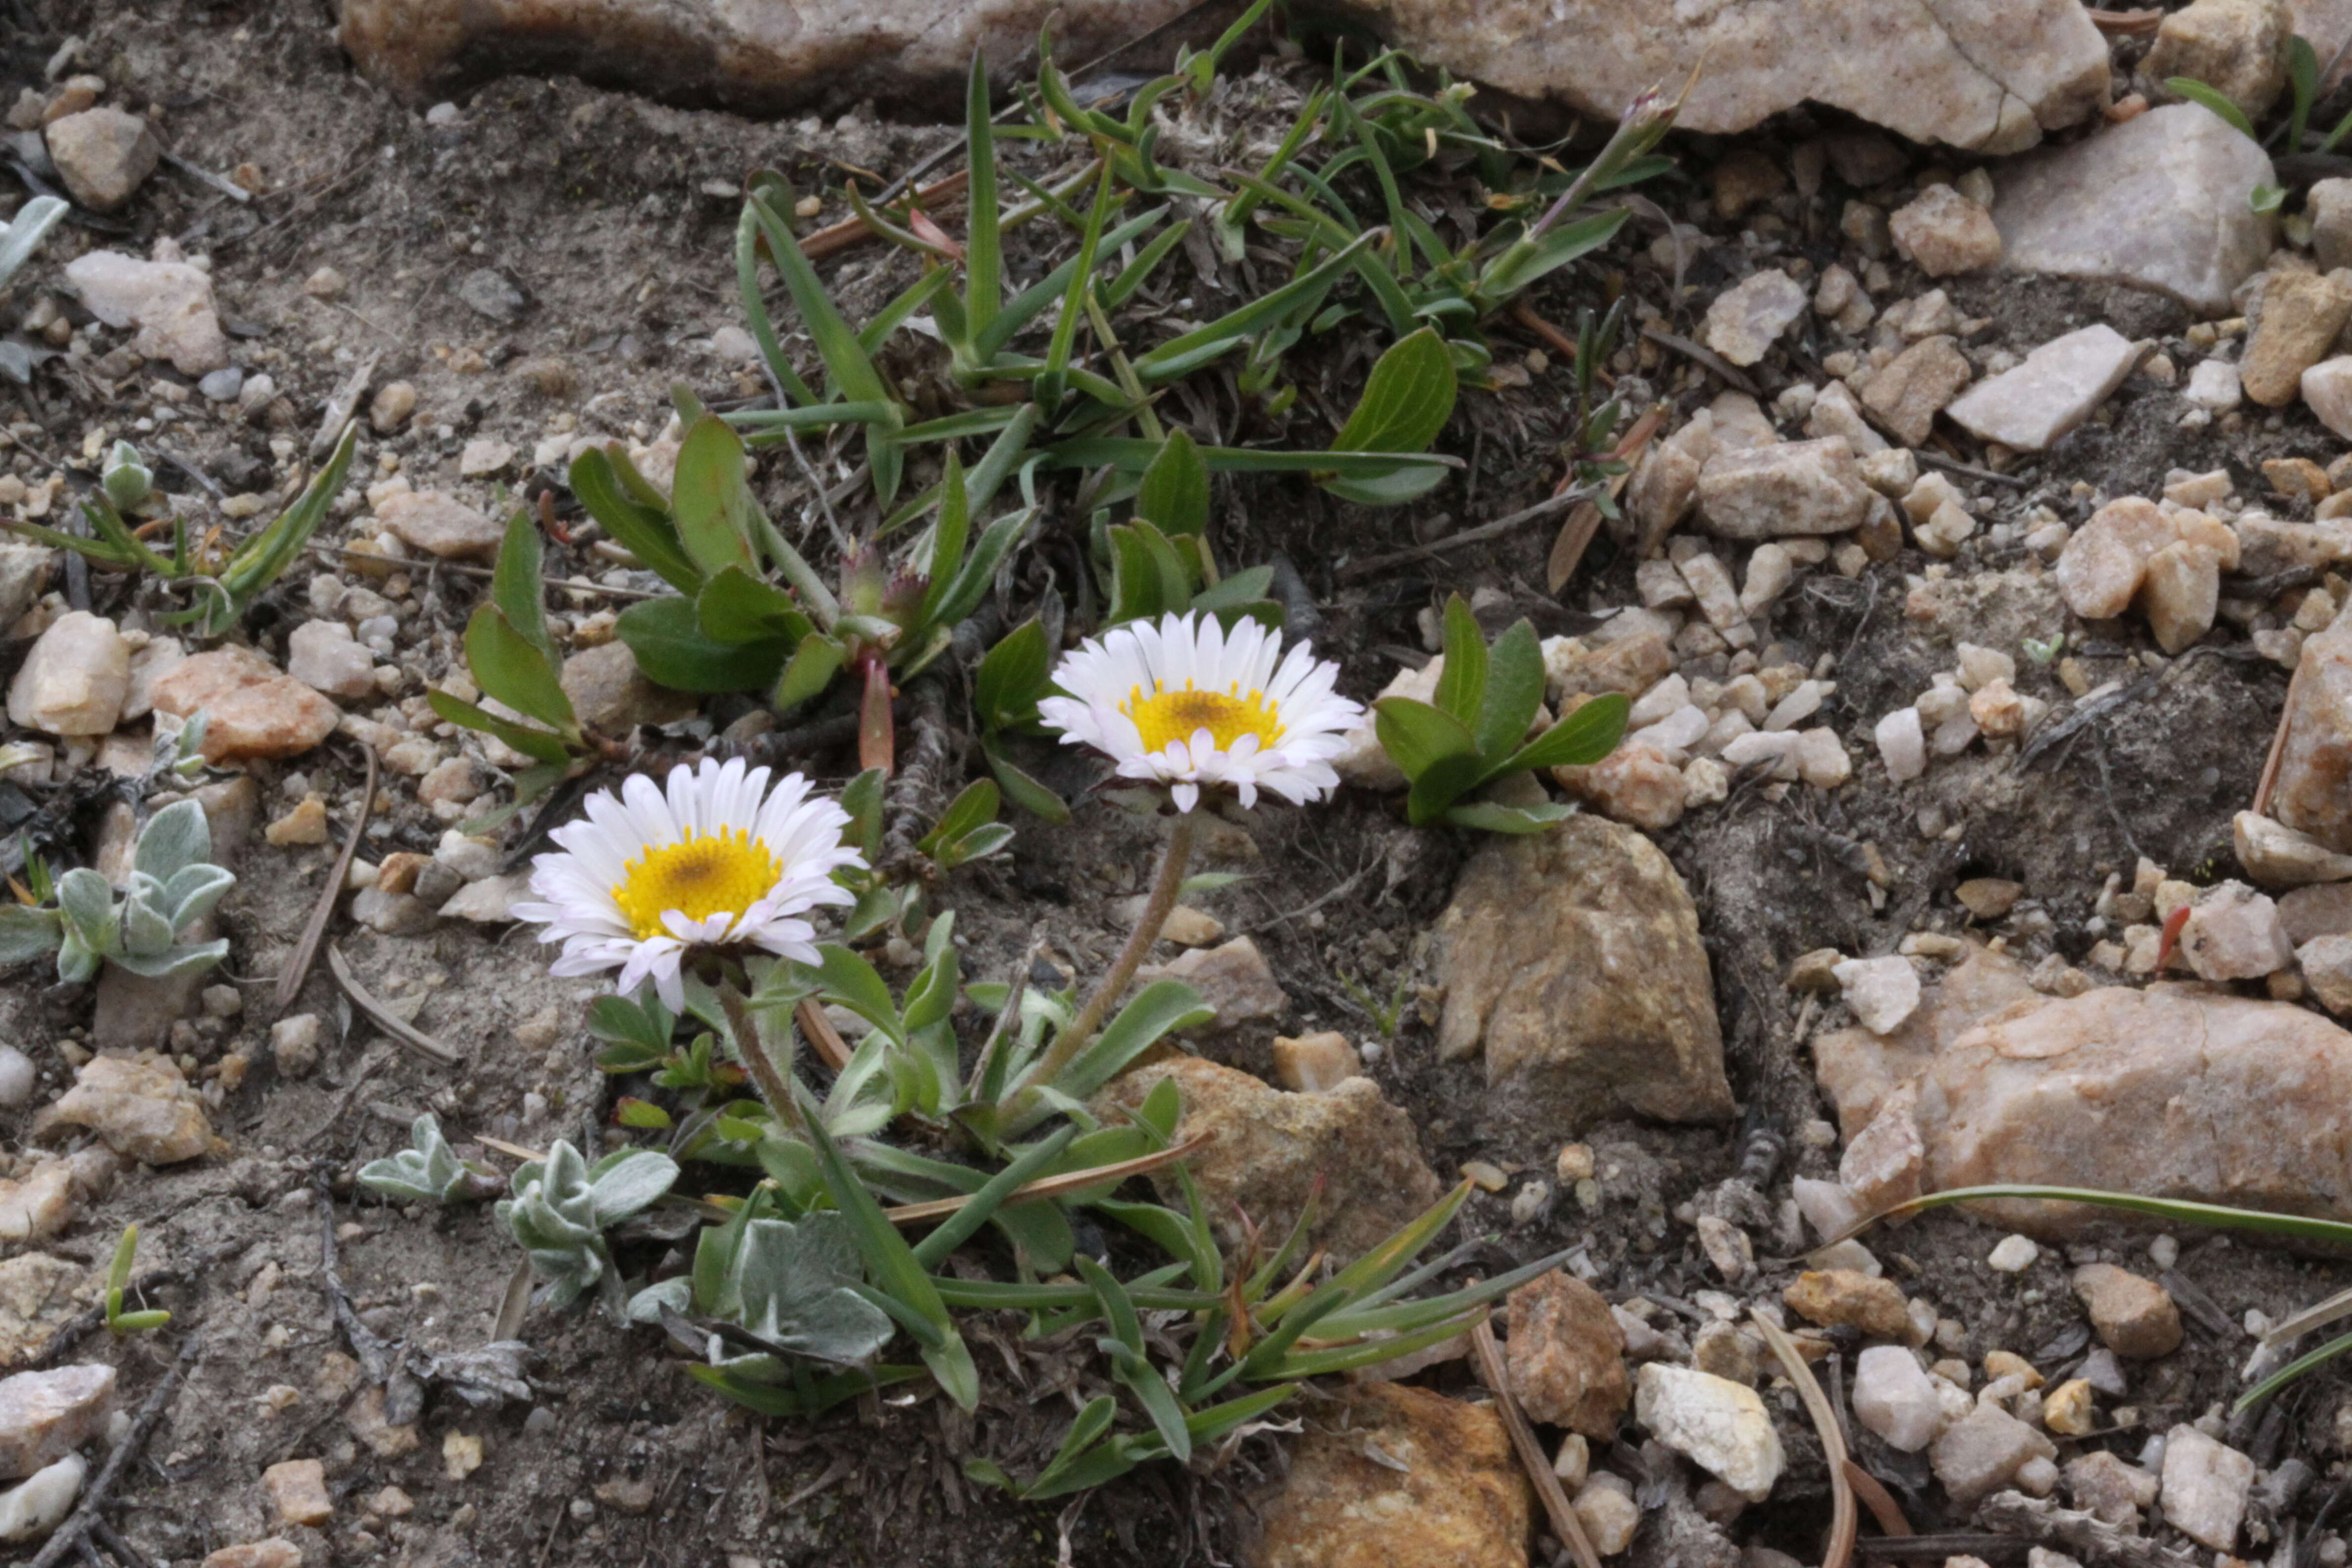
[514,759,862,1009]
[1037,611,1362,812]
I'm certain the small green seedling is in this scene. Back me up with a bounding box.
[0,798,235,983]
[496,1139,680,1318]
[357,1114,502,1205]
[1374,595,1628,831]
[104,1225,170,1335]
[6,426,359,638]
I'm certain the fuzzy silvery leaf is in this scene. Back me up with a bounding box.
[106,937,228,979]
[121,892,174,958]
[160,864,234,929]
[134,799,211,883]
[55,933,97,985]
[358,1114,478,1204]
[103,441,152,511]
[734,1214,891,1364]
[56,868,116,953]
[587,1149,679,1229]
[0,905,61,965]
[625,1276,693,1324]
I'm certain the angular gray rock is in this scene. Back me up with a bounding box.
[1942,325,2142,451]
[1991,104,2279,315]
[1431,816,1733,1133]
[339,0,2109,152]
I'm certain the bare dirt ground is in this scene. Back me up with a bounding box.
[5,0,2350,1565]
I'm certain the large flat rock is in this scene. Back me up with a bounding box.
[1821,953,2352,1237]
[338,0,1219,112]
[1991,104,2279,316]
[338,0,2109,149]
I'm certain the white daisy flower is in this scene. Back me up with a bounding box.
[1037,611,1364,813]
[512,758,862,1010]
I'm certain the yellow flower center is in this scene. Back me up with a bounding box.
[611,828,782,941]
[1122,680,1283,754]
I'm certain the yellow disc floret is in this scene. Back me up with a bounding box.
[611,828,783,941]
[1122,680,1283,754]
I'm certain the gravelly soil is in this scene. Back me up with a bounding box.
[7,0,2352,1565]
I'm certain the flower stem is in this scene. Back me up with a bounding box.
[1010,811,1195,1107]
[720,983,805,1132]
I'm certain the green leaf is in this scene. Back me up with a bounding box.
[1135,429,1210,538]
[2291,35,2320,153]
[1473,620,1545,765]
[2166,77,2256,139]
[916,451,973,632]
[920,780,1000,859]
[983,740,1071,823]
[1372,696,1477,781]
[0,905,62,965]
[107,937,228,979]
[1476,208,1630,303]
[746,189,904,503]
[615,1098,672,1129]
[1041,980,1214,1112]
[929,507,1032,633]
[976,619,1050,732]
[773,632,847,711]
[965,53,1001,347]
[805,944,906,1044]
[133,799,210,884]
[57,867,116,955]
[615,596,788,693]
[696,566,815,646]
[1332,328,1457,457]
[802,1114,978,1410]
[570,448,700,594]
[1134,229,1384,386]
[428,690,573,766]
[1432,597,1486,727]
[465,605,578,735]
[1443,800,1575,833]
[1495,692,1628,775]
[488,507,558,671]
[2252,182,2288,214]
[670,415,762,578]
[1404,751,1489,825]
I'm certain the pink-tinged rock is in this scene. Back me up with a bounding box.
[376,490,503,561]
[1553,743,1687,831]
[63,248,229,376]
[2054,497,2177,620]
[285,621,376,700]
[4,611,128,736]
[42,107,157,212]
[0,1365,116,1480]
[1991,104,2278,315]
[1359,0,2107,151]
[1932,1404,2056,1507]
[1825,981,2352,1236]
[2178,881,2294,980]
[37,1054,214,1164]
[2271,613,2352,849]
[2071,1264,2183,1358]
[150,647,339,762]
[1889,186,2002,277]
[1839,1080,1924,1212]
[1941,324,2141,451]
[1504,1272,1628,1437]
[1431,816,1734,1131]
[1703,270,1809,367]
[1696,438,1875,540]
[1094,1056,1442,1263]
[2159,1425,2254,1550]
[2304,354,2352,440]
[2140,540,2220,654]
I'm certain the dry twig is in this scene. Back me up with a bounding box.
[327,945,462,1066]
[275,741,375,1015]
[1752,1309,1857,1568]
[29,1332,202,1568]
[1469,1320,1604,1568]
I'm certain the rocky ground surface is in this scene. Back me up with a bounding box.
[20,0,2352,1566]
